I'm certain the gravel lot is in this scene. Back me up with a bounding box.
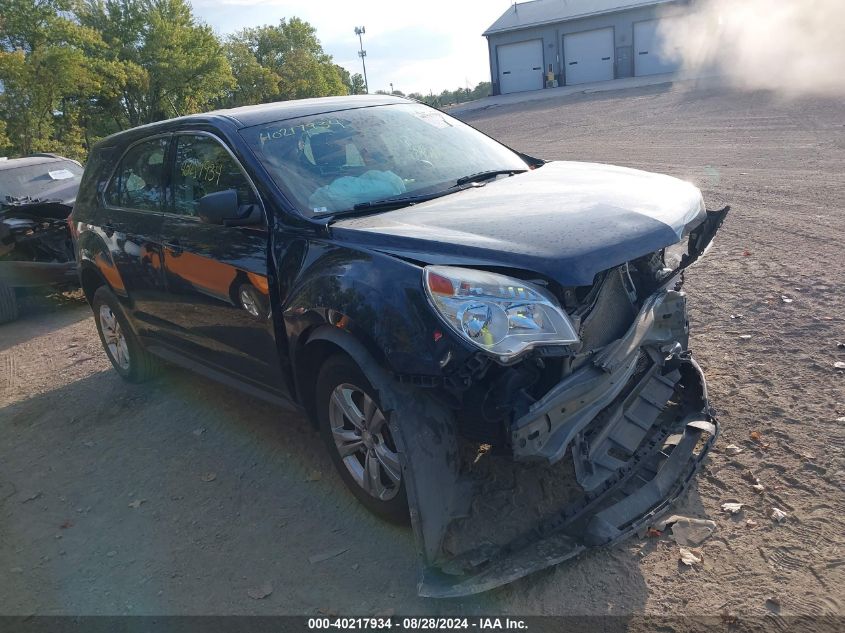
[1,80,843,619]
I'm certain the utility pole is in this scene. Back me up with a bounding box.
[354,26,369,94]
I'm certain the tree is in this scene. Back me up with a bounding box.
[0,0,102,158]
[223,40,279,107]
[0,119,10,154]
[226,17,348,105]
[77,0,234,128]
[349,73,366,95]
[335,65,366,96]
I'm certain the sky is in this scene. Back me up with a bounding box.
[191,0,516,95]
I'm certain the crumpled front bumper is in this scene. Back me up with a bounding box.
[510,285,711,498]
[396,280,720,598]
[415,358,718,597]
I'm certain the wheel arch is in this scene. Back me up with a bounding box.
[79,261,108,305]
[295,325,388,428]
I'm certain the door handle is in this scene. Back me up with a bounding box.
[164,239,183,256]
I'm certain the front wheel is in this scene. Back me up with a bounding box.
[316,354,409,524]
[92,286,160,382]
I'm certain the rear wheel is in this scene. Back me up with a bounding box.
[0,282,19,324]
[316,354,408,524]
[92,286,160,382]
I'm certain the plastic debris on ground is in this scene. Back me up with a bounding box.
[679,547,703,566]
[770,507,788,523]
[670,518,717,546]
[721,502,744,515]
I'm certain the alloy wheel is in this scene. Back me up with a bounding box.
[328,383,402,501]
[99,304,130,371]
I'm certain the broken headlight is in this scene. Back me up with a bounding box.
[424,266,579,362]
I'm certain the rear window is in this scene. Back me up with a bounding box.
[0,160,83,201]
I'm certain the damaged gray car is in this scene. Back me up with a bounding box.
[0,154,81,323]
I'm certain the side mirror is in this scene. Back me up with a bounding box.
[197,189,262,226]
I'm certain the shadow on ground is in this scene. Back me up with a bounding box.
[0,359,656,615]
[0,292,90,354]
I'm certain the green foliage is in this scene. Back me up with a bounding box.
[348,73,366,95]
[0,0,103,158]
[77,0,234,128]
[335,65,366,96]
[225,18,348,106]
[408,82,492,109]
[0,1,487,162]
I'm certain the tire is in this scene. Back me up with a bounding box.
[316,354,409,524]
[0,282,18,324]
[92,286,160,382]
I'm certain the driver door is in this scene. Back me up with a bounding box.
[158,133,285,392]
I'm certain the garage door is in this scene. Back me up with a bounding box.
[563,28,614,86]
[634,18,682,76]
[497,40,543,94]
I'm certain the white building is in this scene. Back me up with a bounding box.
[484,0,692,94]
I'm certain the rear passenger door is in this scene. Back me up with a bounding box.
[101,136,171,333]
[159,132,284,391]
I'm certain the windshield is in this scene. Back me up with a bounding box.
[241,103,528,217]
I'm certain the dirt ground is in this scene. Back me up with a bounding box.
[1,81,843,618]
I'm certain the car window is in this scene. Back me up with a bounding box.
[0,160,83,201]
[105,138,169,211]
[172,135,256,217]
[241,103,528,216]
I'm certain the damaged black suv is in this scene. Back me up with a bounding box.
[71,95,728,596]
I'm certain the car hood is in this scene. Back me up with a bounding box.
[330,161,706,286]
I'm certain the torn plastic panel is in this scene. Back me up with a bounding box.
[395,358,717,597]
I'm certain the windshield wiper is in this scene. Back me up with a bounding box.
[350,189,456,212]
[339,172,525,216]
[454,169,527,186]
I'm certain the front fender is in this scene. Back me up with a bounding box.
[282,243,449,378]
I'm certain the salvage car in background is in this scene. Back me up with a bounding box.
[0,154,81,323]
[70,95,728,596]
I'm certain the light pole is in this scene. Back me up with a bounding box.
[354,26,369,94]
